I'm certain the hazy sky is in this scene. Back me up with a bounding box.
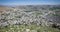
[0,0,60,5]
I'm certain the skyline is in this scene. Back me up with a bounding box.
[0,0,60,5]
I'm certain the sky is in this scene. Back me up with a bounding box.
[0,0,60,5]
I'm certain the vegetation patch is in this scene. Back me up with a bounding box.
[0,24,60,32]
